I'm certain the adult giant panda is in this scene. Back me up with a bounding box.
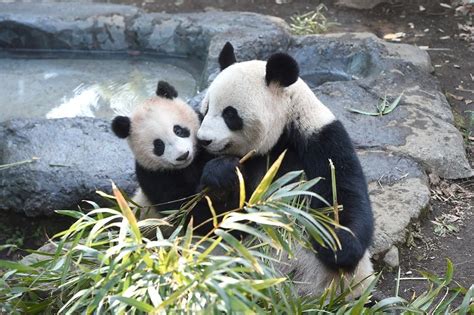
[197,43,375,297]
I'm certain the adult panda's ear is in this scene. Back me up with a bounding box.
[218,42,236,71]
[265,53,299,87]
[112,116,131,139]
[156,81,178,99]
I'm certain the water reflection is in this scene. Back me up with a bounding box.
[0,51,200,121]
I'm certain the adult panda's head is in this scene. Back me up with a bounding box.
[197,42,300,156]
[112,81,200,170]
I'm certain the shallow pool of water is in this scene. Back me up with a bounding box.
[0,51,201,121]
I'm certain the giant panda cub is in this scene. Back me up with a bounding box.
[197,43,375,297]
[111,81,217,234]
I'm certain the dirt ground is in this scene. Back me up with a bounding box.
[1,0,472,300]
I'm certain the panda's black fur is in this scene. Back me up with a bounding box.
[198,43,374,274]
[135,152,218,235]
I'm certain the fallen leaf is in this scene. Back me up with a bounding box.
[440,35,451,40]
[440,3,452,9]
[465,99,473,105]
[447,92,464,101]
[383,32,406,42]
[419,5,426,12]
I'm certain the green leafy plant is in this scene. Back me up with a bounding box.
[0,152,472,313]
[0,152,338,313]
[347,92,404,117]
[290,4,337,35]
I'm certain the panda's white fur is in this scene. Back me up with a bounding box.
[129,97,199,172]
[130,187,157,220]
[275,244,374,298]
[198,60,336,157]
[197,44,375,298]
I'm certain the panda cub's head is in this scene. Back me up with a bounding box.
[112,81,200,170]
[197,42,300,156]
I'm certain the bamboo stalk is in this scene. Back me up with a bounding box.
[239,149,256,164]
[329,159,340,225]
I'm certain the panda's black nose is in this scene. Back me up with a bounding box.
[198,139,212,147]
[176,151,189,161]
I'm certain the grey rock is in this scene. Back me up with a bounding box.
[369,178,430,254]
[0,118,136,216]
[20,242,59,265]
[358,150,426,184]
[336,0,388,9]
[0,3,140,50]
[358,151,431,255]
[383,245,400,268]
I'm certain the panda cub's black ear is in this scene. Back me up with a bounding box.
[218,42,236,71]
[156,81,178,99]
[111,116,131,139]
[265,53,299,87]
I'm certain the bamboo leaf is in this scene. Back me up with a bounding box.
[205,196,218,228]
[345,108,381,116]
[110,296,154,312]
[458,284,474,314]
[236,167,246,209]
[112,182,141,243]
[197,236,223,262]
[215,229,263,274]
[0,260,37,273]
[383,91,404,115]
[249,150,287,205]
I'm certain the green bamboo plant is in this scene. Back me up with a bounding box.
[0,153,472,314]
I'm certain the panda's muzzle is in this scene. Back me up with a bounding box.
[176,151,190,161]
[198,139,212,147]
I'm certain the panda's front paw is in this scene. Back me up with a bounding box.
[199,155,241,191]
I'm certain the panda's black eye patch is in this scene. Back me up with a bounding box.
[222,106,243,131]
[153,139,165,156]
[174,125,190,138]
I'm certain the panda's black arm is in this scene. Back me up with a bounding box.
[198,155,268,199]
[135,162,201,211]
[293,121,374,272]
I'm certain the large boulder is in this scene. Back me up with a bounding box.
[0,118,136,217]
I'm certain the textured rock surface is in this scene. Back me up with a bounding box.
[0,3,472,260]
[336,0,388,9]
[358,151,430,254]
[0,118,136,216]
[383,245,400,268]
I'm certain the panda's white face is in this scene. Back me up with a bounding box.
[129,97,200,170]
[197,61,291,157]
